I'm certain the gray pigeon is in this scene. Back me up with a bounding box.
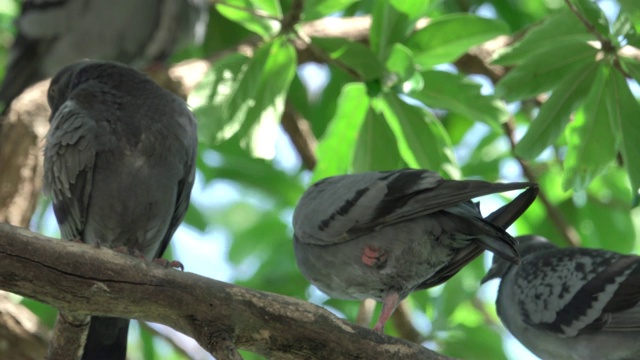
[43,60,197,360]
[0,0,208,111]
[293,169,537,332]
[483,235,640,360]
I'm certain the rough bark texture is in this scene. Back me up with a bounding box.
[0,223,452,360]
[0,80,50,228]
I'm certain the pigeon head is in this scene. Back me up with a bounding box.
[47,61,80,114]
[47,60,155,121]
[482,235,558,283]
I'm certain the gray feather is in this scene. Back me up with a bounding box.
[484,235,640,360]
[293,169,536,331]
[0,0,209,110]
[43,60,197,360]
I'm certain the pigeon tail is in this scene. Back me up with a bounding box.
[82,317,129,360]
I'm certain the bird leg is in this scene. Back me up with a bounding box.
[153,258,184,271]
[373,291,401,332]
[111,247,184,271]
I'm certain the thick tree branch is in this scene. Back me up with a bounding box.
[0,223,451,360]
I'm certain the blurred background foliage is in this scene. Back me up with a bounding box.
[3,0,640,359]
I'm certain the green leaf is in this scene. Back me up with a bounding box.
[562,65,617,191]
[370,0,429,60]
[412,70,508,127]
[441,324,508,360]
[493,9,590,65]
[620,57,640,84]
[495,40,598,101]
[460,128,505,181]
[606,70,640,201]
[190,53,249,144]
[200,152,304,206]
[215,0,282,38]
[406,14,509,69]
[238,38,297,158]
[303,0,359,20]
[313,83,370,181]
[385,43,416,84]
[613,11,640,48]
[195,39,296,147]
[514,61,600,159]
[311,37,385,80]
[374,94,459,179]
[353,108,404,172]
[573,0,610,39]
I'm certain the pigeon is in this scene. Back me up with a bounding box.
[292,169,538,332]
[0,0,209,112]
[482,235,640,360]
[43,60,197,360]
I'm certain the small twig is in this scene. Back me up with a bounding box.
[564,0,609,45]
[281,103,317,170]
[502,119,581,247]
[355,298,376,327]
[47,312,90,360]
[471,297,497,327]
[280,0,304,33]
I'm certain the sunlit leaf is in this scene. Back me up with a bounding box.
[515,61,599,159]
[606,70,640,202]
[353,109,404,172]
[190,53,249,144]
[371,0,429,60]
[374,93,459,179]
[313,83,370,181]
[215,0,281,38]
[311,37,385,80]
[406,14,509,68]
[493,9,590,65]
[495,40,598,101]
[573,0,610,40]
[385,43,416,84]
[413,70,508,127]
[303,0,359,20]
[562,65,616,191]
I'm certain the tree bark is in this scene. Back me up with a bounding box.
[0,223,452,360]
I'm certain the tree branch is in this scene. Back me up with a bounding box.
[0,291,50,360]
[0,223,451,360]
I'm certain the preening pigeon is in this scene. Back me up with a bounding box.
[292,169,538,332]
[0,0,208,111]
[483,235,640,360]
[43,60,197,360]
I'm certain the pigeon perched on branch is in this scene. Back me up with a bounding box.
[0,0,208,111]
[43,60,197,360]
[483,235,640,360]
[292,169,538,332]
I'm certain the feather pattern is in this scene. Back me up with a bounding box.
[293,169,537,331]
[43,60,197,360]
[483,235,640,360]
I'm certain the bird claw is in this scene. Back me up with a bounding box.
[112,246,146,259]
[153,258,184,271]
